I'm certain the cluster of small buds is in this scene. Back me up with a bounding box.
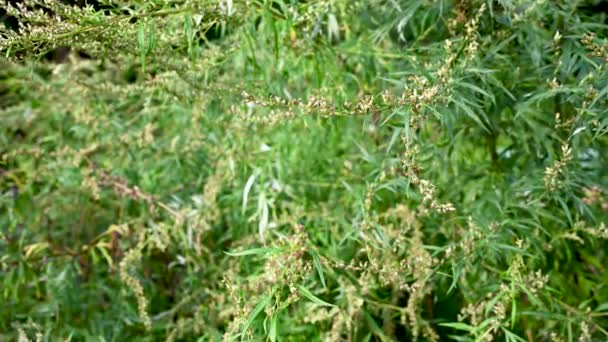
[584,85,599,106]
[579,221,608,240]
[525,270,550,294]
[418,179,456,213]
[458,291,509,342]
[202,168,223,222]
[81,168,101,200]
[554,30,562,46]
[364,182,375,215]
[221,273,245,319]
[458,302,483,326]
[554,112,575,129]
[327,312,346,341]
[73,143,100,166]
[401,75,442,126]
[464,3,486,58]
[302,306,339,324]
[401,136,455,214]
[582,186,604,206]
[561,231,585,244]
[345,283,365,319]
[511,0,547,22]
[239,91,379,125]
[447,2,467,35]
[15,326,42,342]
[325,257,366,272]
[508,254,525,281]
[296,0,331,31]
[97,169,158,213]
[286,284,301,305]
[459,217,486,256]
[419,322,440,342]
[579,321,592,342]
[437,39,457,84]
[515,237,528,250]
[378,204,415,241]
[581,33,608,63]
[403,223,438,340]
[550,332,566,342]
[149,221,172,252]
[444,244,457,259]
[244,224,313,310]
[380,89,397,105]
[404,280,428,339]
[548,77,561,90]
[89,165,183,219]
[165,314,205,342]
[17,328,28,342]
[138,122,155,148]
[553,31,563,70]
[119,235,151,331]
[403,251,437,279]
[544,144,572,191]
[1,1,96,59]
[493,301,506,321]
[372,259,406,288]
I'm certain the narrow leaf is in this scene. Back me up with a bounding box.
[310,251,327,289]
[225,247,277,257]
[242,172,257,214]
[296,285,334,307]
[240,296,270,340]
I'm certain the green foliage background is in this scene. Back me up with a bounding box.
[1,0,608,340]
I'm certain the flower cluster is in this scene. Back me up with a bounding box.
[119,230,151,331]
[544,144,572,191]
[581,33,608,63]
[238,90,377,125]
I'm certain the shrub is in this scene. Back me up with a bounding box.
[1,0,607,340]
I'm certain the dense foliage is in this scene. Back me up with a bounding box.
[1,0,608,340]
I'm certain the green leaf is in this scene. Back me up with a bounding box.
[595,302,608,312]
[240,296,270,340]
[184,13,193,42]
[501,327,527,342]
[147,21,156,55]
[137,21,146,55]
[450,98,492,133]
[363,310,391,342]
[296,285,334,307]
[258,193,269,242]
[456,81,495,104]
[438,322,474,332]
[14,192,34,221]
[137,21,146,72]
[310,251,327,289]
[225,247,278,257]
[268,315,278,342]
[242,172,257,214]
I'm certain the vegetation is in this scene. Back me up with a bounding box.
[1,0,608,340]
